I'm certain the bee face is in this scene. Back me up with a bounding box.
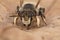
[20,10,36,26]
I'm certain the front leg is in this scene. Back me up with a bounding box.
[36,16,40,27]
[14,17,19,25]
[41,16,47,25]
[38,7,47,25]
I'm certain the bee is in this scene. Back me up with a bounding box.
[10,0,47,30]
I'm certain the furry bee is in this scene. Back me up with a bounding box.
[10,0,47,29]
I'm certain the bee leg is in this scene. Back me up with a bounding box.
[41,17,47,25]
[13,17,18,25]
[43,18,47,25]
[38,7,47,26]
[36,16,40,28]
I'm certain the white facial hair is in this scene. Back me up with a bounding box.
[22,17,31,26]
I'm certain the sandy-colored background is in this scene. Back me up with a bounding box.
[0,0,60,40]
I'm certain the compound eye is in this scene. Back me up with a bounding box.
[19,11,25,17]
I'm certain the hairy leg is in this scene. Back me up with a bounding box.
[14,17,19,25]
